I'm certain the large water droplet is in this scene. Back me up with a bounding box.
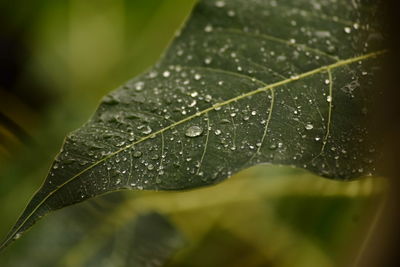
[185,125,203,137]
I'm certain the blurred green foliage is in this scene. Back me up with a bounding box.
[0,0,387,266]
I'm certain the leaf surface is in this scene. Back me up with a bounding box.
[1,0,386,249]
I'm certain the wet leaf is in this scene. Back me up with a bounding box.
[1,0,386,249]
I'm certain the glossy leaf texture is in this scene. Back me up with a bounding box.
[1,0,386,249]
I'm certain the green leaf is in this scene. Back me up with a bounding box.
[80,212,185,267]
[1,0,386,250]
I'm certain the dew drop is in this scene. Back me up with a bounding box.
[327,96,332,102]
[269,144,277,150]
[215,1,225,7]
[163,71,171,78]
[14,233,21,240]
[140,125,152,135]
[204,57,212,64]
[344,27,352,34]
[205,94,212,102]
[324,79,330,84]
[133,151,142,158]
[194,73,202,80]
[185,125,203,137]
[204,24,213,32]
[147,164,154,171]
[215,129,222,135]
[149,71,158,78]
[188,100,197,107]
[135,81,144,91]
[227,10,236,17]
[305,123,314,130]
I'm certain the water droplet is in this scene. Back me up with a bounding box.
[139,125,152,135]
[227,10,236,17]
[135,81,144,91]
[344,27,352,34]
[327,96,332,102]
[215,1,225,7]
[204,24,213,32]
[188,100,197,107]
[194,73,202,80]
[163,71,171,78]
[14,233,21,240]
[116,179,121,185]
[133,151,142,158]
[269,144,277,150]
[149,71,158,78]
[215,129,222,135]
[305,123,314,130]
[204,57,212,64]
[147,164,154,171]
[191,91,198,97]
[185,125,203,137]
[324,79,330,84]
[205,94,212,102]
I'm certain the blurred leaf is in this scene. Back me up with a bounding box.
[0,165,386,266]
[78,212,185,267]
[0,0,387,250]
